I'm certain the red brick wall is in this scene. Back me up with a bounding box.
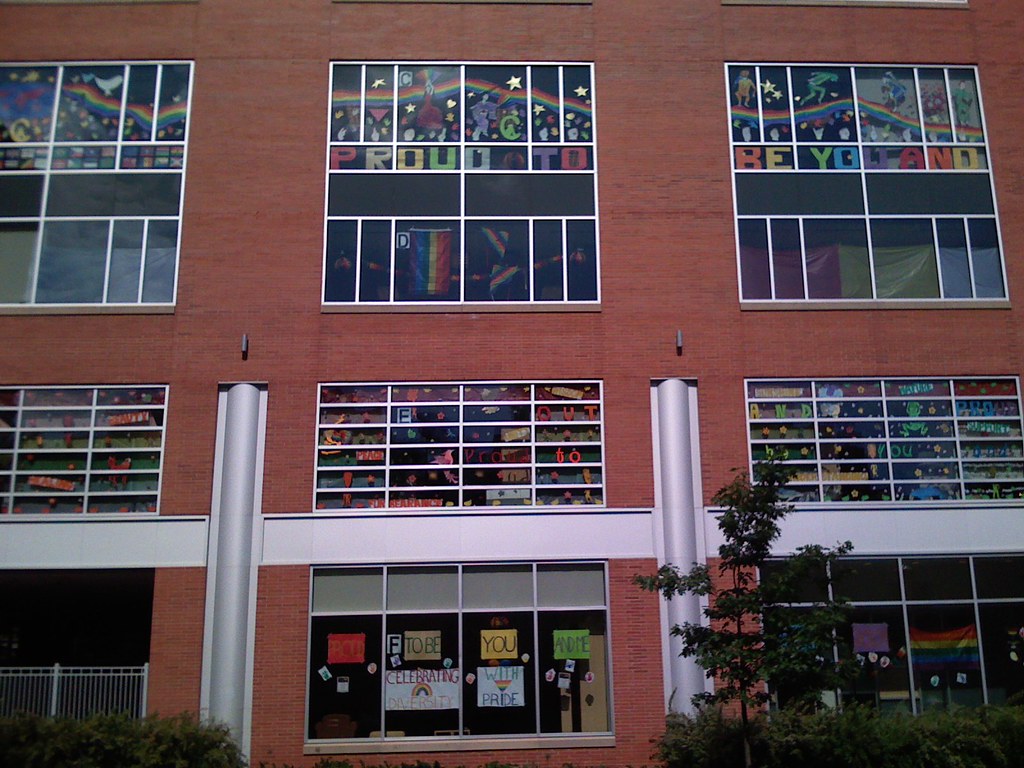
[147,566,206,716]
[3,0,1022,515]
[250,560,666,767]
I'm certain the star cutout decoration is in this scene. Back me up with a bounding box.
[534,104,545,115]
[506,75,523,90]
[574,85,588,97]
[405,103,416,114]
[371,78,386,88]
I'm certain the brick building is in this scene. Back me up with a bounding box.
[1,0,1022,765]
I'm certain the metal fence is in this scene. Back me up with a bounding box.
[0,665,148,719]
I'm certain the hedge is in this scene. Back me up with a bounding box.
[0,712,245,768]
[657,705,1024,768]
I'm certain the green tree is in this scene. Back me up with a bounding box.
[637,461,854,767]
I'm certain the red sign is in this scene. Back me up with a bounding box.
[327,633,366,664]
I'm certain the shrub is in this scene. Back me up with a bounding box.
[657,705,1024,768]
[0,712,246,768]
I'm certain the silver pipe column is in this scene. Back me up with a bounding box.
[656,378,705,711]
[208,383,260,737]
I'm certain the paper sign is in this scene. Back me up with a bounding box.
[481,629,519,659]
[404,630,442,660]
[327,633,366,664]
[558,671,571,689]
[477,665,525,707]
[336,676,350,693]
[385,668,460,710]
[553,629,590,659]
[565,659,576,673]
[318,666,331,682]
[852,622,890,653]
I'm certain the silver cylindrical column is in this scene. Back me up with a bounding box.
[208,382,260,737]
[656,378,705,712]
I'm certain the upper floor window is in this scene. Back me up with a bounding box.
[747,377,1023,504]
[0,62,191,309]
[0,385,167,515]
[727,65,1004,305]
[324,63,599,308]
[316,381,604,511]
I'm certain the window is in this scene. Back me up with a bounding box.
[0,386,167,514]
[316,381,604,511]
[308,563,611,741]
[776,555,1024,712]
[324,64,598,307]
[0,62,191,308]
[746,377,1024,503]
[728,65,1003,304]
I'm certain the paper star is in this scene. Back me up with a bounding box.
[447,99,456,108]
[506,75,523,90]
[405,103,416,113]
[446,112,455,122]
[533,104,545,115]
[574,85,588,97]
[371,78,386,88]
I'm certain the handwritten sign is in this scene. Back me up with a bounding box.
[385,668,460,710]
[553,629,590,660]
[477,665,525,707]
[404,630,442,661]
[327,633,366,664]
[480,629,518,660]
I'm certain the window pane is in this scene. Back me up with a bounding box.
[383,612,460,736]
[977,603,1024,705]
[936,219,971,298]
[464,220,529,302]
[56,65,124,142]
[463,565,533,609]
[37,220,108,303]
[538,609,609,733]
[0,223,37,303]
[387,567,457,610]
[537,564,605,607]
[142,219,177,302]
[832,558,902,602]
[462,610,536,734]
[908,605,983,711]
[973,556,1024,599]
[108,220,144,303]
[902,558,972,601]
[565,220,598,301]
[856,67,920,143]
[839,606,912,713]
[324,220,357,302]
[803,219,870,299]
[738,219,770,299]
[308,614,382,739]
[968,218,1005,298]
[313,568,383,613]
[771,218,804,299]
[871,219,939,298]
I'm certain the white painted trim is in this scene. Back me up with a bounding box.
[261,510,656,565]
[0,515,207,568]
[703,504,1024,557]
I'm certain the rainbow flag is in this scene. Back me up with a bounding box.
[910,625,980,670]
[409,229,452,296]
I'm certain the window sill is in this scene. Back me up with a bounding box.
[739,299,1010,311]
[321,302,599,313]
[306,734,614,755]
[0,304,174,315]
